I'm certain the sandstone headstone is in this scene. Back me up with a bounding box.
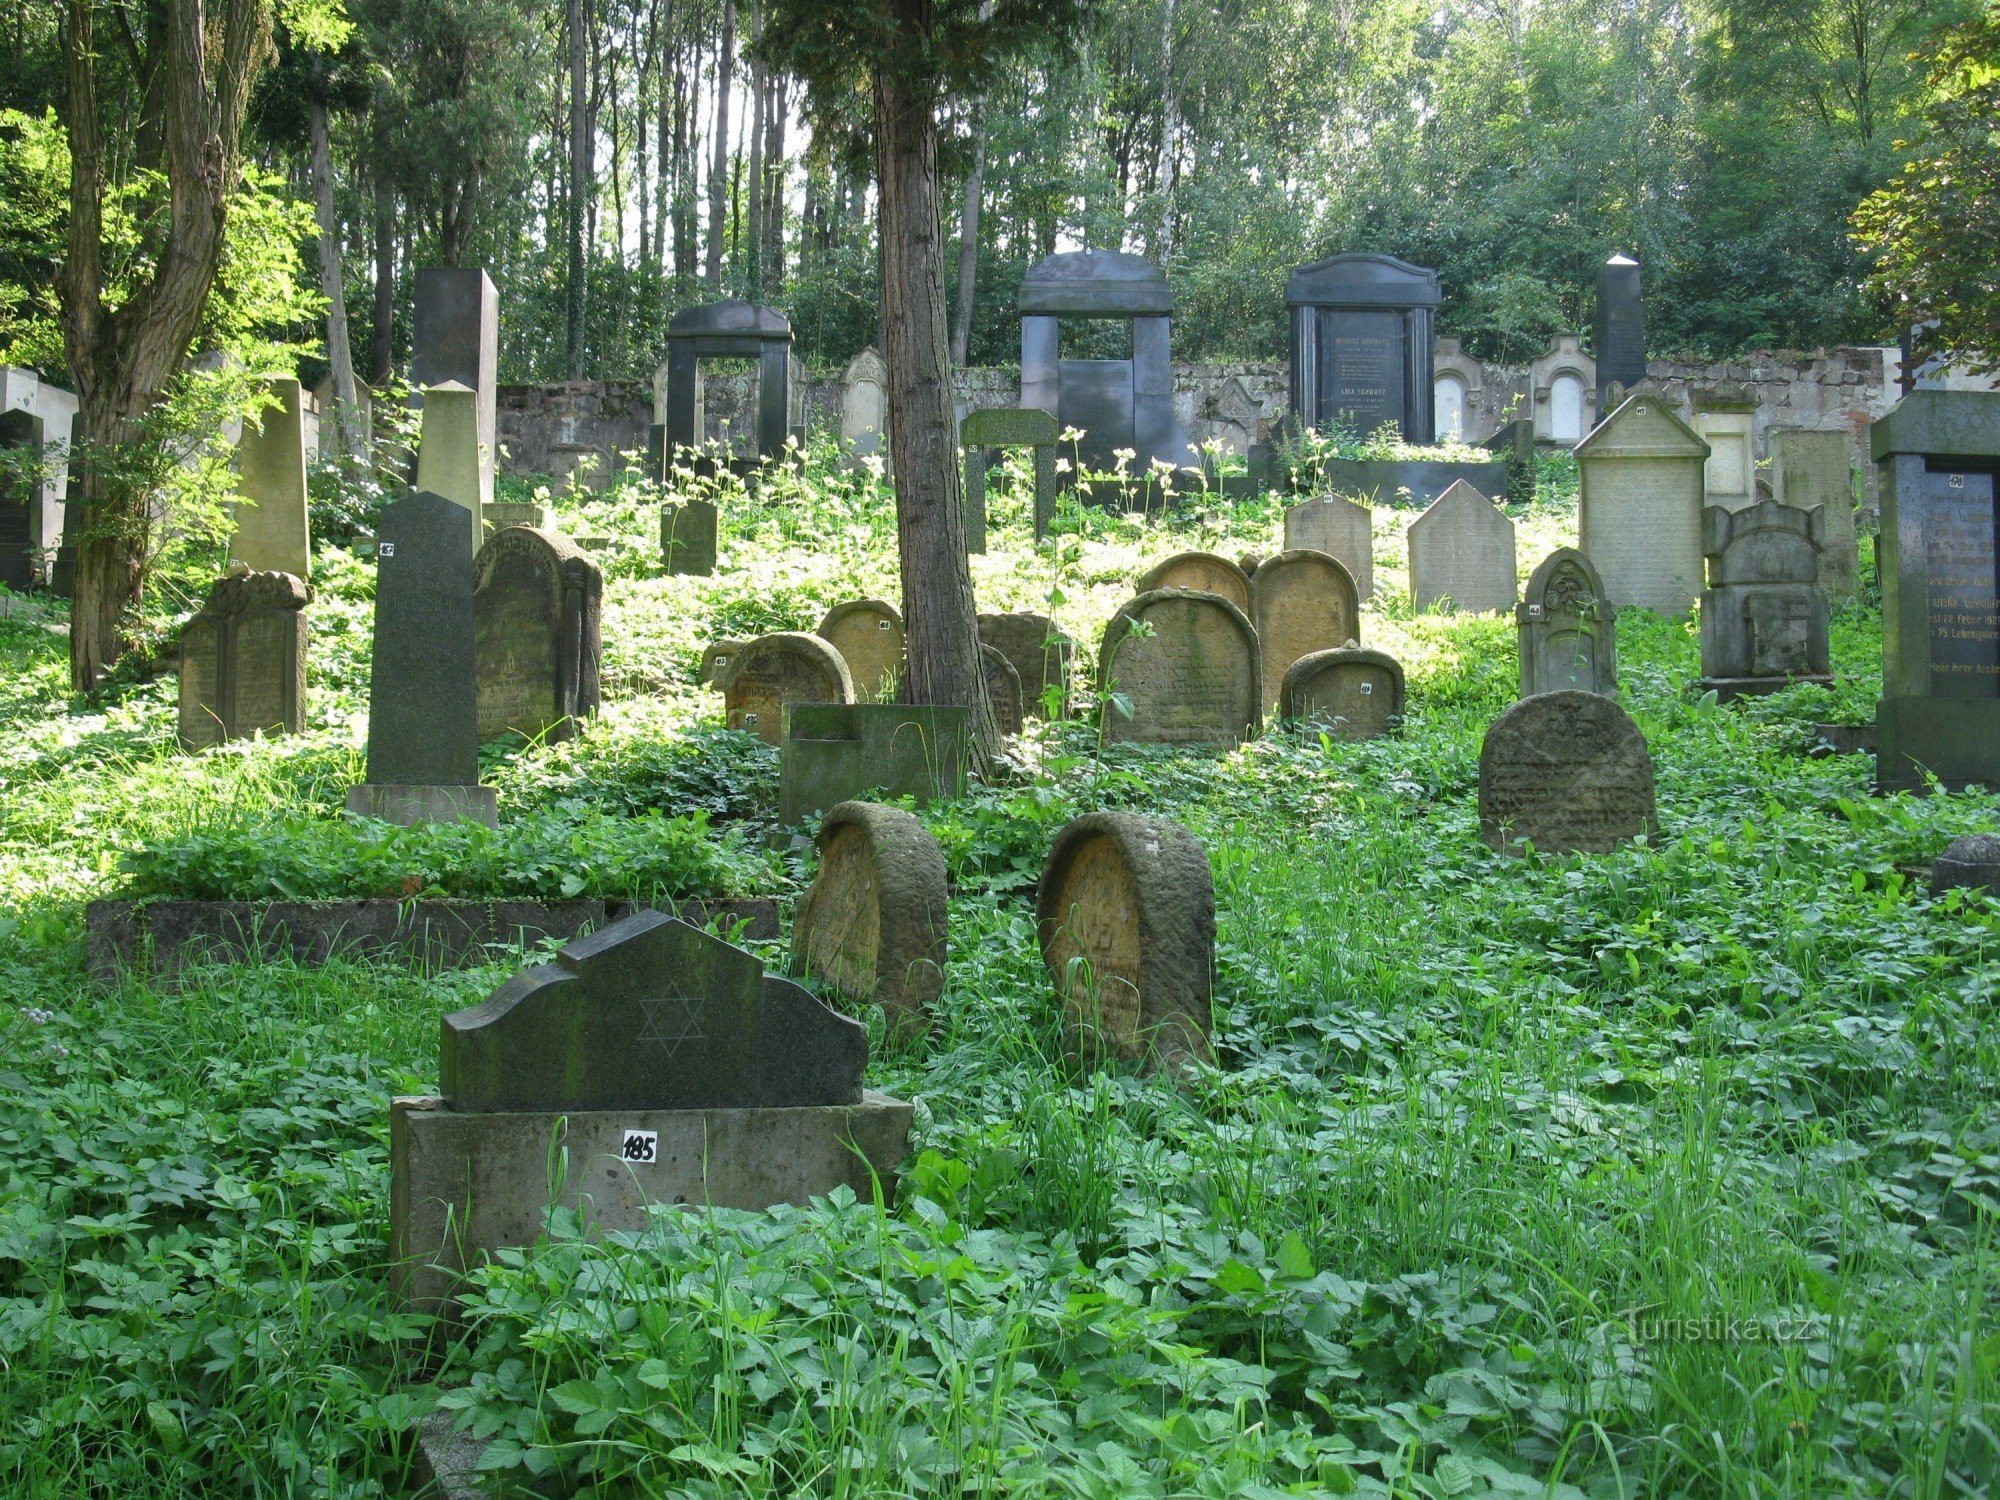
[1278,646,1404,739]
[792,801,948,1036]
[411,267,498,511]
[725,632,854,746]
[474,527,602,743]
[1770,427,1858,600]
[962,406,1060,542]
[0,409,41,591]
[1593,255,1647,413]
[1099,589,1261,747]
[1478,690,1657,855]
[817,599,905,703]
[178,569,309,749]
[780,704,970,824]
[981,643,1024,737]
[228,377,311,579]
[1932,834,2000,896]
[1283,494,1374,600]
[413,381,485,552]
[484,500,555,538]
[839,348,888,460]
[661,499,719,576]
[1408,480,1516,614]
[701,638,749,689]
[978,611,1076,719]
[1517,548,1617,698]
[1250,549,1361,712]
[1036,812,1214,1073]
[1696,498,1832,699]
[1136,551,1252,614]
[1575,393,1707,614]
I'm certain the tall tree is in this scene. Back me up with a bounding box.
[706,0,735,290]
[566,0,588,374]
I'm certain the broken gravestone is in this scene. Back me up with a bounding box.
[178,569,310,750]
[982,643,1024,737]
[1135,551,1252,615]
[1478,690,1657,855]
[817,598,905,703]
[978,611,1076,719]
[1099,589,1261,747]
[724,632,854,745]
[1278,646,1404,739]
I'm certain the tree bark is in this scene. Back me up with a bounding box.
[566,0,589,376]
[1157,0,1179,263]
[745,8,767,301]
[763,71,786,290]
[706,0,735,291]
[309,97,361,454]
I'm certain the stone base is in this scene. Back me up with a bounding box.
[1695,673,1834,703]
[1811,722,1875,757]
[347,783,499,828]
[1878,696,2000,793]
[390,1091,914,1318]
[779,704,971,825]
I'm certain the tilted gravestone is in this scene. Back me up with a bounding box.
[1575,392,1707,615]
[792,801,948,1037]
[1592,254,1647,414]
[1517,548,1617,698]
[963,406,1060,542]
[347,490,495,827]
[178,569,310,750]
[978,611,1075,719]
[780,704,970,824]
[228,377,311,580]
[1283,494,1374,600]
[1099,589,1261,747]
[1479,690,1657,855]
[474,526,602,743]
[661,499,719,576]
[1696,498,1832,699]
[0,408,42,591]
[817,599,905,704]
[1036,812,1214,1074]
[391,911,911,1316]
[725,632,854,746]
[1408,480,1517,614]
[411,267,498,514]
[1250,549,1362,713]
[1136,551,1252,615]
[1770,427,1858,601]
[1278,646,1404,739]
[981,643,1024,737]
[412,381,485,552]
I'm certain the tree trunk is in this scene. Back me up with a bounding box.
[309,98,361,454]
[673,32,696,286]
[745,12,767,301]
[1157,0,1179,263]
[706,0,735,291]
[370,170,395,385]
[873,16,995,755]
[566,0,589,377]
[949,93,988,367]
[763,72,786,290]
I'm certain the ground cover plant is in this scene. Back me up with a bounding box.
[1,446,1996,1497]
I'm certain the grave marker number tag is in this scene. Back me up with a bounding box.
[620,1129,658,1164]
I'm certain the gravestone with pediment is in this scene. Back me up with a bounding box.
[1770,427,1858,601]
[1279,646,1404,739]
[817,599,905,704]
[228,377,311,579]
[391,911,912,1316]
[1517,548,1617,698]
[1592,255,1647,413]
[661,499,719,576]
[178,569,310,749]
[792,801,947,1037]
[0,408,42,591]
[725,632,854,746]
[1250,549,1361,712]
[413,382,485,552]
[1575,392,1708,615]
[1409,480,1517,614]
[978,611,1076,719]
[662,301,795,475]
[1136,552,1252,615]
[780,704,970,824]
[1287,253,1440,444]
[1479,691,1657,855]
[963,406,1060,542]
[411,268,498,514]
[840,347,888,460]
[1696,498,1832,700]
[474,527,602,742]
[1099,589,1261,747]
[1284,494,1374,599]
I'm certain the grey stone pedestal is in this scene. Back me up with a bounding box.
[346,783,498,828]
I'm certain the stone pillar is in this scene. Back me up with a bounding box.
[229,377,312,578]
[413,382,485,554]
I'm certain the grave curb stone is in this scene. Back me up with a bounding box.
[779,703,972,825]
[792,801,948,1036]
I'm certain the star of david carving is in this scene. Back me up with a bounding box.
[637,992,704,1061]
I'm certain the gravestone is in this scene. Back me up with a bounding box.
[411,268,498,513]
[0,409,42,591]
[725,632,854,746]
[780,704,970,824]
[661,301,794,473]
[978,611,1075,719]
[412,381,485,551]
[1250,549,1362,712]
[1592,255,1647,413]
[228,377,311,579]
[1278,646,1405,739]
[1517,548,1617,698]
[817,599,905,703]
[1036,812,1214,1073]
[391,911,911,1316]
[1575,392,1708,615]
[1932,834,2000,897]
[484,500,554,537]
[792,801,948,1037]
[1099,589,1261,747]
[346,490,495,827]
[1692,394,1758,512]
[1770,427,1858,601]
[1871,392,2000,791]
[1478,690,1657,854]
[1283,494,1375,599]
[2,366,77,586]
[1408,480,1517,614]
[700,638,748,689]
[661,499,719,576]
[840,347,888,460]
[1287,253,1440,443]
[981,643,1024,737]
[178,569,310,749]
[1136,551,1252,614]
[962,406,1060,542]
[1696,498,1832,699]
[474,527,602,743]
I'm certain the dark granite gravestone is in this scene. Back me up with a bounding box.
[1592,256,1647,415]
[1931,833,2000,896]
[411,268,499,512]
[662,301,794,475]
[1278,646,1405,739]
[1695,498,1832,699]
[347,490,495,827]
[1286,253,1440,444]
[779,704,971,825]
[1099,589,1261,747]
[0,408,43,591]
[793,801,949,1037]
[178,570,310,750]
[1018,250,1199,496]
[1872,391,2000,792]
[962,406,1060,542]
[474,527,601,743]
[1478,690,1657,854]
[978,611,1076,719]
[817,599,905,704]
[661,499,719,576]
[725,632,854,746]
[1517,548,1617,698]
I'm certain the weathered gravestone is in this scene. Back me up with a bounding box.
[981,643,1024,737]
[725,632,854,746]
[484,500,554,538]
[661,499,719,576]
[963,406,1060,543]
[1592,255,1647,413]
[1696,498,1832,700]
[1250,549,1362,712]
[1478,690,1657,855]
[391,911,911,1316]
[978,611,1076,719]
[474,527,602,742]
[1036,812,1214,1073]
[792,801,948,1037]
[1770,427,1859,601]
[780,704,970,824]
[0,409,41,591]
[1517,548,1617,698]
[1279,646,1405,739]
[840,347,888,460]
[411,267,499,515]
[1286,252,1440,444]
[1575,392,1708,615]
[1931,833,2000,897]
[817,599,905,703]
[346,490,496,827]
[1136,551,1252,614]
[1284,494,1374,600]
[1692,392,1758,512]
[412,381,485,552]
[228,377,311,580]
[1872,391,2000,792]
[1099,589,1261,747]
[178,569,310,749]
[2,366,76,587]
[700,638,749,688]
[1408,480,1517,614]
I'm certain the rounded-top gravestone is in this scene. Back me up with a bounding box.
[724,632,854,745]
[978,611,1076,720]
[1036,812,1214,1073]
[1931,835,2000,897]
[981,644,1024,737]
[1136,552,1252,614]
[1098,588,1261,747]
[1250,549,1361,712]
[1279,646,1404,739]
[474,526,601,744]
[700,639,749,688]
[818,598,906,704]
[1479,690,1657,854]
